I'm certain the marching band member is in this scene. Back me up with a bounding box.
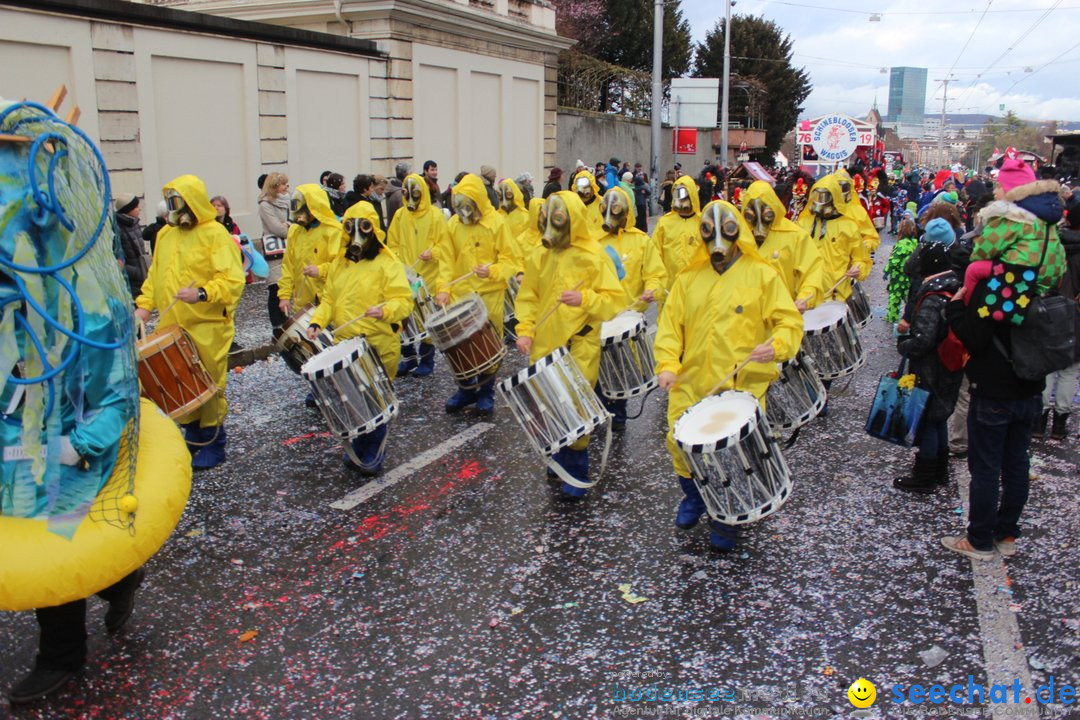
[652,175,703,304]
[387,172,449,377]
[797,175,871,303]
[655,201,802,550]
[497,177,531,243]
[514,191,627,498]
[306,202,413,474]
[520,198,544,251]
[134,174,245,470]
[276,184,345,315]
[834,168,882,254]
[435,174,519,414]
[595,185,667,428]
[570,169,605,237]
[742,180,825,311]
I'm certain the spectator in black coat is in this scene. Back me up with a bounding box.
[113,193,148,299]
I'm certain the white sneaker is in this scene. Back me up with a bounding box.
[995,537,1017,557]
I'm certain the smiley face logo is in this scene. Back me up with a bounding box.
[848,678,876,708]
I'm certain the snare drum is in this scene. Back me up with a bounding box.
[673,391,792,525]
[496,347,610,457]
[273,304,333,375]
[598,311,657,400]
[846,280,872,329]
[137,325,217,420]
[400,267,438,346]
[765,353,827,432]
[301,337,398,439]
[800,302,865,381]
[425,294,506,383]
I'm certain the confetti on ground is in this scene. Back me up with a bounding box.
[239,631,258,643]
[617,583,648,604]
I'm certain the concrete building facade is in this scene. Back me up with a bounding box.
[886,66,927,140]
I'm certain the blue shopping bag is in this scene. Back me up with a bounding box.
[865,359,930,447]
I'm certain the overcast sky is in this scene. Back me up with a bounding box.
[679,0,1080,122]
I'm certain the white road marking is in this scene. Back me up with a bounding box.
[956,469,1039,719]
[329,422,496,510]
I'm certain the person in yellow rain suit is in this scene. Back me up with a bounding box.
[741,180,825,312]
[495,177,531,340]
[834,168,881,253]
[796,175,871,303]
[435,174,520,414]
[514,191,627,499]
[135,174,245,470]
[655,200,803,551]
[570,169,605,237]
[277,184,344,318]
[594,185,667,428]
[652,175,702,305]
[387,173,449,377]
[519,198,544,252]
[306,202,413,475]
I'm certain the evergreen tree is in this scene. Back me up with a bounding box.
[694,15,811,160]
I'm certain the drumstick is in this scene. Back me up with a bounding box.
[330,302,388,339]
[159,284,195,319]
[409,247,433,270]
[704,336,774,397]
[826,274,852,298]
[534,280,584,332]
[445,268,478,288]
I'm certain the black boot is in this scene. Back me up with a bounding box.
[893,454,936,495]
[1034,409,1051,439]
[935,456,950,486]
[8,666,77,704]
[1050,412,1069,440]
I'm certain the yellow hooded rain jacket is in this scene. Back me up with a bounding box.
[796,175,871,302]
[743,181,826,308]
[311,203,413,379]
[136,174,245,427]
[653,175,703,291]
[596,186,667,311]
[654,200,804,478]
[386,173,449,292]
[279,184,345,307]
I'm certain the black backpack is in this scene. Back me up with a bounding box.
[994,229,1080,379]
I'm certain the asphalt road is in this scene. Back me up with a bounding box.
[1,234,1077,720]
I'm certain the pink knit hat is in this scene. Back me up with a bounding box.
[996,157,1036,195]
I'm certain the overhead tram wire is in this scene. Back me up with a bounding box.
[944,0,993,79]
[761,0,1080,16]
[985,39,1080,110]
[951,0,1065,110]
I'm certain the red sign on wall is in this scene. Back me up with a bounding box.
[673,128,697,155]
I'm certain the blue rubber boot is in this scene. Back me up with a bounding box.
[597,385,627,430]
[708,520,738,552]
[413,343,436,377]
[474,378,496,414]
[675,475,706,530]
[192,426,227,471]
[445,386,479,413]
[397,343,418,377]
[346,424,388,476]
[183,422,205,455]
[558,447,589,500]
[305,391,318,409]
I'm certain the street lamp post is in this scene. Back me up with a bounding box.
[650,0,662,214]
[720,0,731,168]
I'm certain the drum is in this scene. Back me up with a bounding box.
[273,303,332,375]
[301,337,398,439]
[673,391,792,525]
[801,302,866,380]
[400,267,437,346]
[765,353,827,432]
[424,293,506,383]
[137,325,217,420]
[496,347,610,457]
[598,311,657,400]
[846,279,872,329]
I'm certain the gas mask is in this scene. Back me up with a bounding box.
[574,175,595,205]
[452,193,480,225]
[600,188,629,233]
[164,189,196,229]
[499,181,516,212]
[290,190,314,228]
[342,216,376,261]
[700,203,740,274]
[404,177,425,212]
[838,180,852,204]
[810,188,839,219]
[672,185,694,218]
[742,198,776,245]
[539,195,572,250]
